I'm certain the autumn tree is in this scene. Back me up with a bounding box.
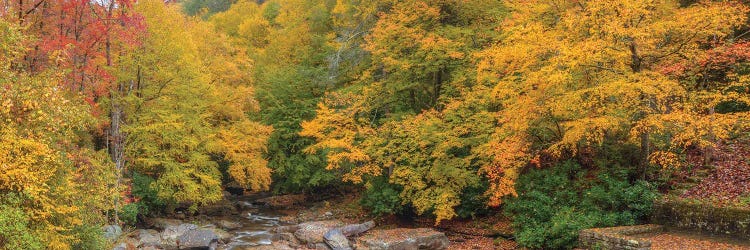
[119,0,271,209]
[0,19,113,249]
[301,0,505,223]
[211,0,345,193]
[476,0,749,206]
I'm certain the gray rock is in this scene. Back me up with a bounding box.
[323,228,351,250]
[178,228,220,249]
[357,228,449,250]
[102,225,122,241]
[161,223,198,247]
[294,220,345,244]
[218,220,242,230]
[134,229,161,248]
[339,221,375,236]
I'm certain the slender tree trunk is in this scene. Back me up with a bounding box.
[704,107,716,167]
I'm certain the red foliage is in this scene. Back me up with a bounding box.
[660,42,750,85]
[1,0,145,100]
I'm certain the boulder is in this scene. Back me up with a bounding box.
[323,229,351,250]
[356,228,449,250]
[102,225,122,241]
[294,220,345,244]
[161,223,198,247]
[178,228,220,249]
[218,220,243,230]
[254,194,306,208]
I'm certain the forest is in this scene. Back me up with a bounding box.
[1,0,749,249]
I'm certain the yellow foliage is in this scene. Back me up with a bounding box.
[477,0,749,205]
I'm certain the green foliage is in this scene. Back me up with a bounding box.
[118,203,142,226]
[70,225,108,250]
[360,178,403,217]
[212,0,340,193]
[182,0,233,17]
[455,181,491,219]
[132,173,164,211]
[118,173,159,225]
[0,196,43,250]
[505,161,658,249]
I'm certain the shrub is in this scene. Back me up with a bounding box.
[122,172,163,219]
[0,201,42,250]
[505,161,658,249]
[455,181,491,219]
[360,178,403,216]
[70,225,108,250]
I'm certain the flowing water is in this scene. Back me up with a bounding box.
[219,199,291,250]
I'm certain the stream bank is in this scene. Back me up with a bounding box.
[110,193,497,250]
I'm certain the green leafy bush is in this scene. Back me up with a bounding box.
[119,202,147,226]
[455,181,491,219]
[360,178,403,216]
[505,161,658,249]
[70,225,108,250]
[120,172,163,219]
[0,199,42,250]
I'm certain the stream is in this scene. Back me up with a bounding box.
[219,199,291,249]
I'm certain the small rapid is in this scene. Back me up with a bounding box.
[219,200,290,250]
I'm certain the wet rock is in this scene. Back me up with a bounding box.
[218,220,242,230]
[356,228,449,250]
[294,220,345,244]
[254,194,306,208]
[161,223,198,247]
[178,228,220,249]
[102,225,122,241]
[323,228,351,250]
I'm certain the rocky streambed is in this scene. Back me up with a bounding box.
[109,195,450,250]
